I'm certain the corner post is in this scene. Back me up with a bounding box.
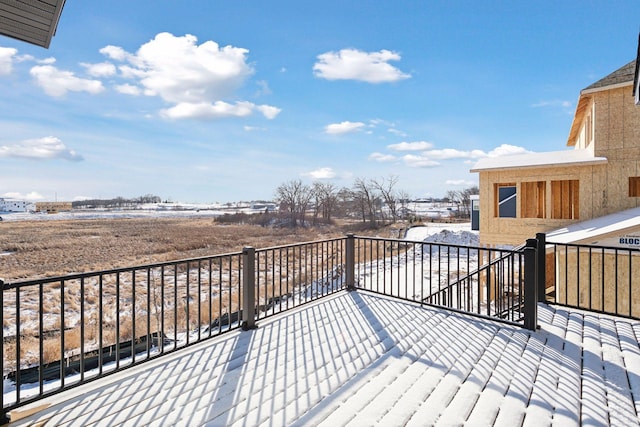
[345,234,355,291]
[242,247,257,330]
[524,238,538,331]
[0,278,7,426]
[536,232,546,303]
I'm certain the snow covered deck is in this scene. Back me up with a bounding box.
[9,291,640,426]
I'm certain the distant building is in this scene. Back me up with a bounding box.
[35,202,72,213]
[250,202,277,212]
[0,198,35,213]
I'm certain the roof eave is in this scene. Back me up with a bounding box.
[634,32,640,105]
[470,157,608,173]
[566,94,591,147]
[0,0,66,49]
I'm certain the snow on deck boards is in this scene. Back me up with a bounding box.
[9,292,640,426]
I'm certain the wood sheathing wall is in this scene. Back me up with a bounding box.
[592,86,640,215]
[477,84,640,247]
[553,248,640,318]
[477,164,602,246]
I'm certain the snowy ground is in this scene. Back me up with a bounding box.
[0,206,261,222]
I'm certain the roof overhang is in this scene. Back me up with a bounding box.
[0,0,66,48]
[566,94,592,147]
[547,206,640,246]
[470,149,607,173]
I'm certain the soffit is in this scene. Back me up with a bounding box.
[0,0,66,48]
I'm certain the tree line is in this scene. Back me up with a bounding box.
[275,176,478,227]
[72,194,162,209]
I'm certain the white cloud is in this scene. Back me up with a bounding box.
[402,154,440,168]
[30,65,105,97]
[160,101,279,120]
[256,104,281,120]
[423,148,478,160]
[531,100,572,108]
[375,142,530,169]
[0,47,17,75]
[485,144,531,157]
[369,152,396,162]
[445,179,477,186]
[3,191,44,201]
[244,125,266,132]
[387,141,433,151]
[325,121,366,135]
[255,80,272,96]
[304,167,336,179]
[104,32,254,104]
[0,136,83,161]
[313,48,411,83]
[99,32,281,120]
[38,57,56,65]
[81,61,117,77]
[99,45,129,61]
[115,83,141,95]
[388,128,408,137]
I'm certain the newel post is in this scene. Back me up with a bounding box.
[346,234,355,291]
[524,238,538,331]
[536,232,547,303]
[1,278,7,426]
[242,247,257,330]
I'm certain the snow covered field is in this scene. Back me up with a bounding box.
[4,218,494,407]
[0,205,263,222]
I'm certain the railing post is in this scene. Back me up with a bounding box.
[0,278,7,426]
[346,234,355,291]
[242,247,257,330]
[536,232,546,303]
[524,239,538,331]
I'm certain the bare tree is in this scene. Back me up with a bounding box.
[396,189,412,219]
[311,182,338,224]
[372,175,400,223]
[352,178,379,225]
[275,180,314,226]
[446,186,478,218]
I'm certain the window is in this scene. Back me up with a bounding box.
[551,180,579,219]
[521,181,546,218]
[495,183,517,218]
[629,177,640,197]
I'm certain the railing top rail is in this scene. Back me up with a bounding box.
[546,240,640,253]
[255,236,346,253]
[354,235,524,254]
[3,249,245,289]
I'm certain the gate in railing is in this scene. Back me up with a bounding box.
[1,234,540,422]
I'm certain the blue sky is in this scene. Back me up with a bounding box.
[0,1,638,203]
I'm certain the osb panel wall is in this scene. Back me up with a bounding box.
[592,86,640,215]
[554,249,640,318]
[477,165,602,247]
[478,85,640,247]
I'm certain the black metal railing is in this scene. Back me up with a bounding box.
[352,236,528,324]
[2,234,539,422]
[545,239,640,319]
